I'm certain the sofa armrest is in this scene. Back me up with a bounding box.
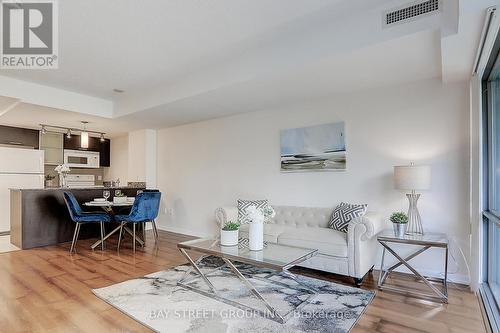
[215,206,238,228]
[347,212,388,278]
[348,212,385,241]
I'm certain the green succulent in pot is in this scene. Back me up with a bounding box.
[390,212,408,224]
[220,221,240,246]
[222,221,240,231]
[390,212,408,238]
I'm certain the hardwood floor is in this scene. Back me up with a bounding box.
[0,230,485,333]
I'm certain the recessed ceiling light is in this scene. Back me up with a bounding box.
[113,88,124,93]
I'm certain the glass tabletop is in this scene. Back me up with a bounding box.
[377,229,448,247]
[178,238,318,271]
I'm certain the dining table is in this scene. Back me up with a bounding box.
[84,200,145,250]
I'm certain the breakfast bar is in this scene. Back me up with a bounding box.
[10,187,144,249]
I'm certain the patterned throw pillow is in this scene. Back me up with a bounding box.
[329,202,368,232]
[237,199,268,224]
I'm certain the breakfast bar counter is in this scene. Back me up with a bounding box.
[10,187,144,249]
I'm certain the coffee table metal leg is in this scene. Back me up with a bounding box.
[179,248,217,292]
[222,258,285,324]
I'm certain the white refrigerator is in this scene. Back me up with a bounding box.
[0,147,44,233]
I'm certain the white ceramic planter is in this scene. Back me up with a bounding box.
[220,229,239,246]
[114,196,128,204]
[248,220,264,251]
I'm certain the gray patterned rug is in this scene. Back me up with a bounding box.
[93,257,374,333]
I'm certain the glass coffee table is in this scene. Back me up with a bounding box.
[177,239,318,323]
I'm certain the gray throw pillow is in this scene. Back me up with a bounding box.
[329,202,367,232]
[237,199,268,224]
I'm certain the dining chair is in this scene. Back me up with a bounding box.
[63,192,111,254]
[114,192,161,252]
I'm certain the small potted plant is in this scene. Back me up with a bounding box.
[390,212,408,238]
[113,192,127,204]
[220,221,240,246]
[44,174,56,188]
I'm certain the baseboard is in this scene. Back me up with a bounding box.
[390,267,470,285]
[156,224,209,238]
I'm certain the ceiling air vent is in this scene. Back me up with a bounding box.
[384,0,440,27]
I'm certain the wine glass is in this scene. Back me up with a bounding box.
[103,190,110,202]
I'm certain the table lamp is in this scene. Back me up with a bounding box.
[393,163,431,235]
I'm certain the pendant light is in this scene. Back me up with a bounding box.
[80,121,89,149]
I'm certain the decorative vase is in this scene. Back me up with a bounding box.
[60,173,68,188]
[220,229,239,246]
[248,219,264,251]
[393,223,407,238]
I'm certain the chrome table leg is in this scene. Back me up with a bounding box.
[91,224,122,249]
[378,240,448,303]
[178,248,216,292]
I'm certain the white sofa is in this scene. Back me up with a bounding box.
[215,205,388,286]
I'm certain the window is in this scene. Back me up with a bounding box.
[482,30,500,332]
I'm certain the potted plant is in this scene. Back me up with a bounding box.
[44,174,56,188]
[390,212,408,238]
[113,192,127,204]
[220,221,240,246]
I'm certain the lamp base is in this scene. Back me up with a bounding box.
[406,192,424,235]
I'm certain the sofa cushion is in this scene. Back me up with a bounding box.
[329,202,367,232]
[239,223,298,243]
[237,199,268,224]
[277,228,348,258]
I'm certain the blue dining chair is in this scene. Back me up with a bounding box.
[114,192,161,253]
[63,192,111,254]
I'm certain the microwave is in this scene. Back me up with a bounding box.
[63,149,100,168]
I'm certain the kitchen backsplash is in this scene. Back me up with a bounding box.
[44,166,105,186]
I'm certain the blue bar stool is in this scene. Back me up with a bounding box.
[114,192,161,253]
[63,192,111,254]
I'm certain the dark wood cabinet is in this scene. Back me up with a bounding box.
[99,139,110,167]
[63,134,81,151]
[0,125,39,149]
[63,134,110,167]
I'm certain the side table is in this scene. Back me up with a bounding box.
[377,229,449,303]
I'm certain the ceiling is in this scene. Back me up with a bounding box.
[0,0,337,99]
[0,0,497,134]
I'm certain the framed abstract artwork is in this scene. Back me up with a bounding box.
[280,122,346,172]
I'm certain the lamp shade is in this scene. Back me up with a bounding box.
[393,165,431,190]
[80,131,89,149]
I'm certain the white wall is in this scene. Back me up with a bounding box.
[128,129,157,187]
[156,78,470,283]
[105,129,157,187]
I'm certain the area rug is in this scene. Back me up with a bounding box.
[93,257,374,333]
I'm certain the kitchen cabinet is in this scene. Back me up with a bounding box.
[40,132,63,165]
[99,139,110,167]
[0,125,39,149]
[63,134,110,167]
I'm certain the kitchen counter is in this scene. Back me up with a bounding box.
[10,186,145,249]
